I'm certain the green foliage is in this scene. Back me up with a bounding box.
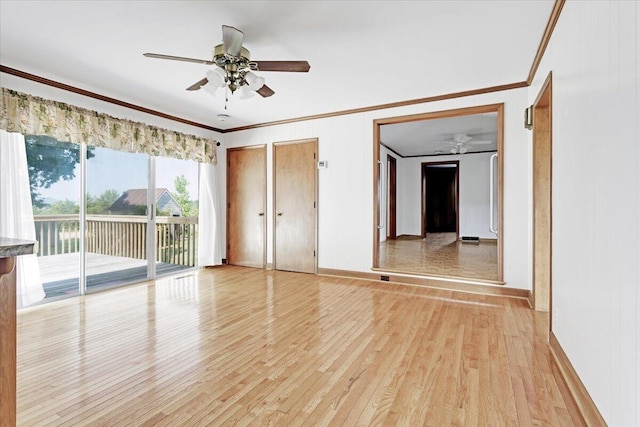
[34,189,122,215]
[33,199,79,215]
[170,175,198,217]
[86,189,120,214]
[25,135,94,208]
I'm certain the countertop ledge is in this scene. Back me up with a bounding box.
[0,237,36,258]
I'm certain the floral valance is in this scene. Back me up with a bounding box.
[0,88,217,164]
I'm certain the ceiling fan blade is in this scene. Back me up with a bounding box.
[143,53,214,65]
[222,25,244,57]
[256,84,275,98]
[253,61,310,72]
[186,77,208,91]
[469,140,493,145]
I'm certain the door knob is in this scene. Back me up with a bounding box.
[258,212,264,216]
[277,212,283,216]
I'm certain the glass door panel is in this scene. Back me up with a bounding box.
[25,135,82,301]
[85,147,148,291]
[154,156,199,276]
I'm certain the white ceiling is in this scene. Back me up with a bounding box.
[381,112,498,157]
[0,1,554,131]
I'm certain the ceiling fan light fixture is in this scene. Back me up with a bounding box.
[460,146,468,154]
[450,147,458,154]
[206,68,226,88]
[245,71,265,91]
[453,133,472,144]
[145,25,310,101]
[202,81,220,96]
[238,85,254,99]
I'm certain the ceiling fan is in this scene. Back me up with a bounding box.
[434,133,493,154]
[143,25,310,99]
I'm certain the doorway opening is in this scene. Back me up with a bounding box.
[373,103,504,283]
[422,161,459,237]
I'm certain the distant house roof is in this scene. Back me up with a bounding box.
[109,188,181,215]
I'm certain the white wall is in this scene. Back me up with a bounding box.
[395,152,497,239]
[529,1,639,424]
[225,87,532,289]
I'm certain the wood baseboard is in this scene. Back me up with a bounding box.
[549,332,607,426]
[526,290,534,309]
[317,268,528,299]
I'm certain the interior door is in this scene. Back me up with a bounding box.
[387,154,397,239]
[274,139,317,274]
[227,145,266,268]
[423,163,458,234]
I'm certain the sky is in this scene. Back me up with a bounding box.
[39,147,200,202]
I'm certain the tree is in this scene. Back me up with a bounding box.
[171,175,198,217]
[40,199,79,215]
[25,135,94,208]
[86,189,120,214]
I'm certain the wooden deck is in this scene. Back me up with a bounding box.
[38,253,190,298]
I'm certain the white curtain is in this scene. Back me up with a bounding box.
[0,129,45,307]
[197,162,223,266]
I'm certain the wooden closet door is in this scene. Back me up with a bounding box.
[274,140,317,274]
[227,146,266,268]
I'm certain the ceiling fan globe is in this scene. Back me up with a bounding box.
[238,85,255,99]
[206,68,226,87]
[245,72,265,91]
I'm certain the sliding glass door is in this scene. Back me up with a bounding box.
[25,137,202,303]
[154,157,200,275]
[26,135,82,300]
[85,147,149,292]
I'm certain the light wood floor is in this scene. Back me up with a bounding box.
[379,233,499,281]
[16,266,581,426]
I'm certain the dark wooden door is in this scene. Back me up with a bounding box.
[227,146,266,268]
[387,154,397,239]
[274,140,317,274]
[424,164,458,233]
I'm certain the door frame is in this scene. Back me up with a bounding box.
[226,144,267,269]
[532,72,553,315]
[272,138,319,274]
[372,103,504,282]
[421,160,460,239]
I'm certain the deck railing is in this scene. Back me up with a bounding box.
[33,215,198,267]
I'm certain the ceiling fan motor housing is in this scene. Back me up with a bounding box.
[212,44,259,92]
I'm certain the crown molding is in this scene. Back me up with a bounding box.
[527,0,565,85]
[224,81,527,132]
